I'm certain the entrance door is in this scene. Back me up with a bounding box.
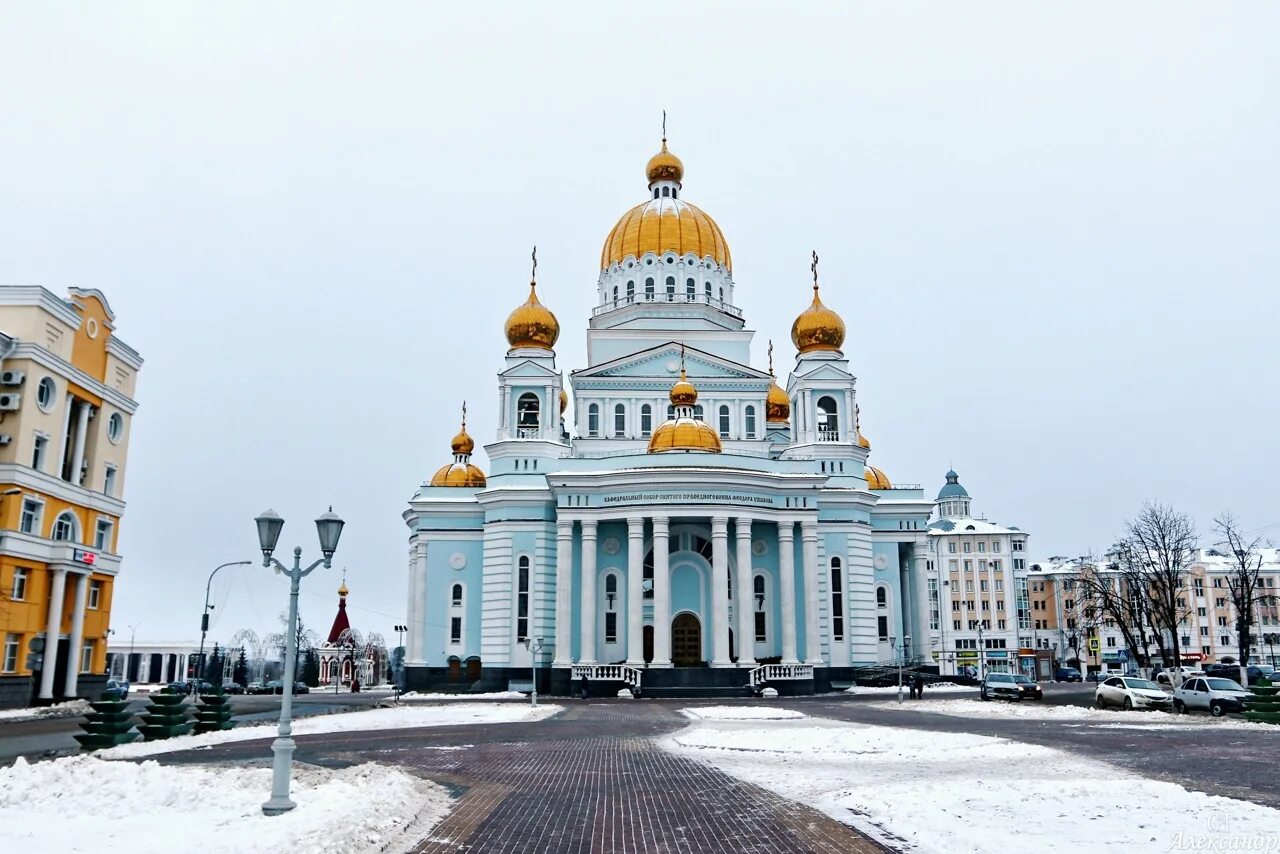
[465,657,482,683]
[643,625,654,664]
[671,613,702,667]
[447,658,461,681]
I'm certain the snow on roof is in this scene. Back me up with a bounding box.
[928,516,1024,536]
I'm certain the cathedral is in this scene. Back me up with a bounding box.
[403,136,937,696]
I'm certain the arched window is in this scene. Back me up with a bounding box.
[613,403,626,437]
[719,286,725,302]
[604,574,619,643]
[611,285,618,303]
[662,186,670,197]
[753,574,767,642]
[718,405,731,438]
[517,392,541,431]
[817,396,839,439]
[667,404,676,421]
[640,404,653,437]
[693,404,704,421]
[626,280,635,301]
[645,277,655,298]
[830,557,845,641]
[52,511,78,542]
[876,586,887,607]
[685,277,695,299]
[587,403,600,437]
[451,584,463,607]
[665,276,676,299]
[744,405,756,438]
[653,189,660,199]
[516,556,530,641]
[704,281,712,298]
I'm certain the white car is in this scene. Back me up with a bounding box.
[1094,676,1174,711]
[1155,669,1205,690]
[1173,676,1252,717]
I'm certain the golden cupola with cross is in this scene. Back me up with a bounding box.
[647,351,722,454]
[430,404,487,487]
[791,252,846,355]
[505,248,559,351]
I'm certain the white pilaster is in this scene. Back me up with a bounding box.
[735,517,754,665]
[801,520,823,664]
[579,520,598,663]
[711,516,731,666]
[914,543,932,664]
[652,516,672,666]
[70,401,91,485]
[63,572,89,696]
[38,568,68,699]
[778,520,799,665]
[409,541,428,664]
[625,516,646,666]
[553,519,574,666]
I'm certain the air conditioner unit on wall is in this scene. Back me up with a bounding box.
[0,393,19,411]
[0,370,24,386]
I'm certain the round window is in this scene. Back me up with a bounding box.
[36,376,56,412]
[85,317,99,339]
[107,412,124,444]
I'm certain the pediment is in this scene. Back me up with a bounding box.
[500,359,561,379]
[788,361,854,384]
[573,342,768,382]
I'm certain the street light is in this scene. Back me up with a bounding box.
[197,561,253,691]
[255,507,345,817]
[524,636,544,707]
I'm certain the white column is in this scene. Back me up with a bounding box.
[711,517,731,666]
[64,573,89,696]
[409,541,428,664]
[55,394,73,477]
[625,516,646,666]
[801,520,823,664]
[70,401,91,485]
[652,517,672,666]
[553,519,574,666]
[914,544,932,664]
[579,520,598,663]
[38,568,68,699]
[778,521,799,664]
[735,517,754,666]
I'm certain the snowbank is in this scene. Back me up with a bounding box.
[399,690,529,701]
[681,706,807,721]
[845,684,976,696]
[878,698,1280,729]
[664,714,1280,853]
[1,754,449,853]
[0,699,89,722]
[101,702,560,758]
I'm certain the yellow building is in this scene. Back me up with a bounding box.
[0,287,142,708]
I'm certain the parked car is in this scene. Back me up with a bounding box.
[1095,676,1173,711]
[1011,674,1044,700]
[979,672,1024,701]
[1156,669,1205,691]
[104,679,130,697]
[1173,677,1252,717]
[1055,668,1083,683]
[246,681,269,695]
[267,680,285,694]
[222,682,244,695]
[1205,664,1274,686]
[294,681,310,694]
[1085,671,1108,683]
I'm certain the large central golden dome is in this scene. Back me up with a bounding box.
[600,140,732,272]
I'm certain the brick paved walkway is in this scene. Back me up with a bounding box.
[171,701,887,854]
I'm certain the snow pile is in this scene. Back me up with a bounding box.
[1,754,450,853]
[878,699,1278,728]
[102,702,560,758]
[0,699,90,722]
[666,712,1280,853]
[682,706,807,721]
[399,690,529,701]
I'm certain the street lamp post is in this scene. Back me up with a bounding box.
[197,561,252,691]
[254,507,345,817]
[524,636,544,707]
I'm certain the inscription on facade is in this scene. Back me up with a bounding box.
[602,492,776,506]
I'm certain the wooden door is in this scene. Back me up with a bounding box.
[671,613,702,667]
[465,657,482,682]
[447,658,461,681]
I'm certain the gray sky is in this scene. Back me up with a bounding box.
[2,4,1276,648]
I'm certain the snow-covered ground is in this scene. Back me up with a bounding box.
[0,699,89,722]
[878,698,1280,731]
[101,702,561,758]
[845,684,976,696]
[399,690,530,701]
[665,706,1280,853]
[682,706,805,721]
[1,754,449,853]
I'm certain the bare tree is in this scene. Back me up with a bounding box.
[1214,512,1268,674]
[1075,547,1157,673]
[1126,502,1197,677]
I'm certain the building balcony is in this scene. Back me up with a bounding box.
[592,292,742,318]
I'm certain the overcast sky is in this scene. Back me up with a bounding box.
[2,4,1276,649]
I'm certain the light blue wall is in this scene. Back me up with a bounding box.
[424,537,484,667]
[872,541,905,645]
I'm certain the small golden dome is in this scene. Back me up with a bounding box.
[646,138,684,184]
[856,431,871,450]
[451,425,475,456]
[791,281,846,354]
[559,388,568,414]
[505,282,559,350]
[338,582,349,597]
[766,381,790,423]
[865,465,892,490]
[669,368,698,407]
[430,462,488,487]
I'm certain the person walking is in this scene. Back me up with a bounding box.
[579,673,589,702]
[917,676,927,700]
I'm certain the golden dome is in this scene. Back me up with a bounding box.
[559,388,568,414]
[451,425,475,456]
[647,418,722,453]
[669,368,698,407]
[601,198,731,272]
[791,281,846,354]
[646,138,684,184]
[338,582,349,597]
[430,462,488,488]
[505,282,559,350]
[856,431,871,450]
[865,465,892,490]
[764,340,790,423]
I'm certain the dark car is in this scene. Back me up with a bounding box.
[294,681,310,694]
[1055,668,1083,683]
[166,680,215,696]
[267,680,285,694]
[223,682,244,695]
[1206,664,1274,685]
[104,679,130,697]
[1085,672,1109,683]
[1012,674,1044,700]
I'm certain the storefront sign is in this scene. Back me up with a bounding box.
[955,651,978,661]
[985,651,1008,659]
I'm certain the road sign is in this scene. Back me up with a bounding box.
[1117,649,1129,662]
[1088,637,1101,652]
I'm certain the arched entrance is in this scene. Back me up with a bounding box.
[672,613,702,667]
[465,657,482,682]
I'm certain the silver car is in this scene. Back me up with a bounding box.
[1173,677,1251,717]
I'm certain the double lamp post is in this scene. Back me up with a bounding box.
[253,507,345,817]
